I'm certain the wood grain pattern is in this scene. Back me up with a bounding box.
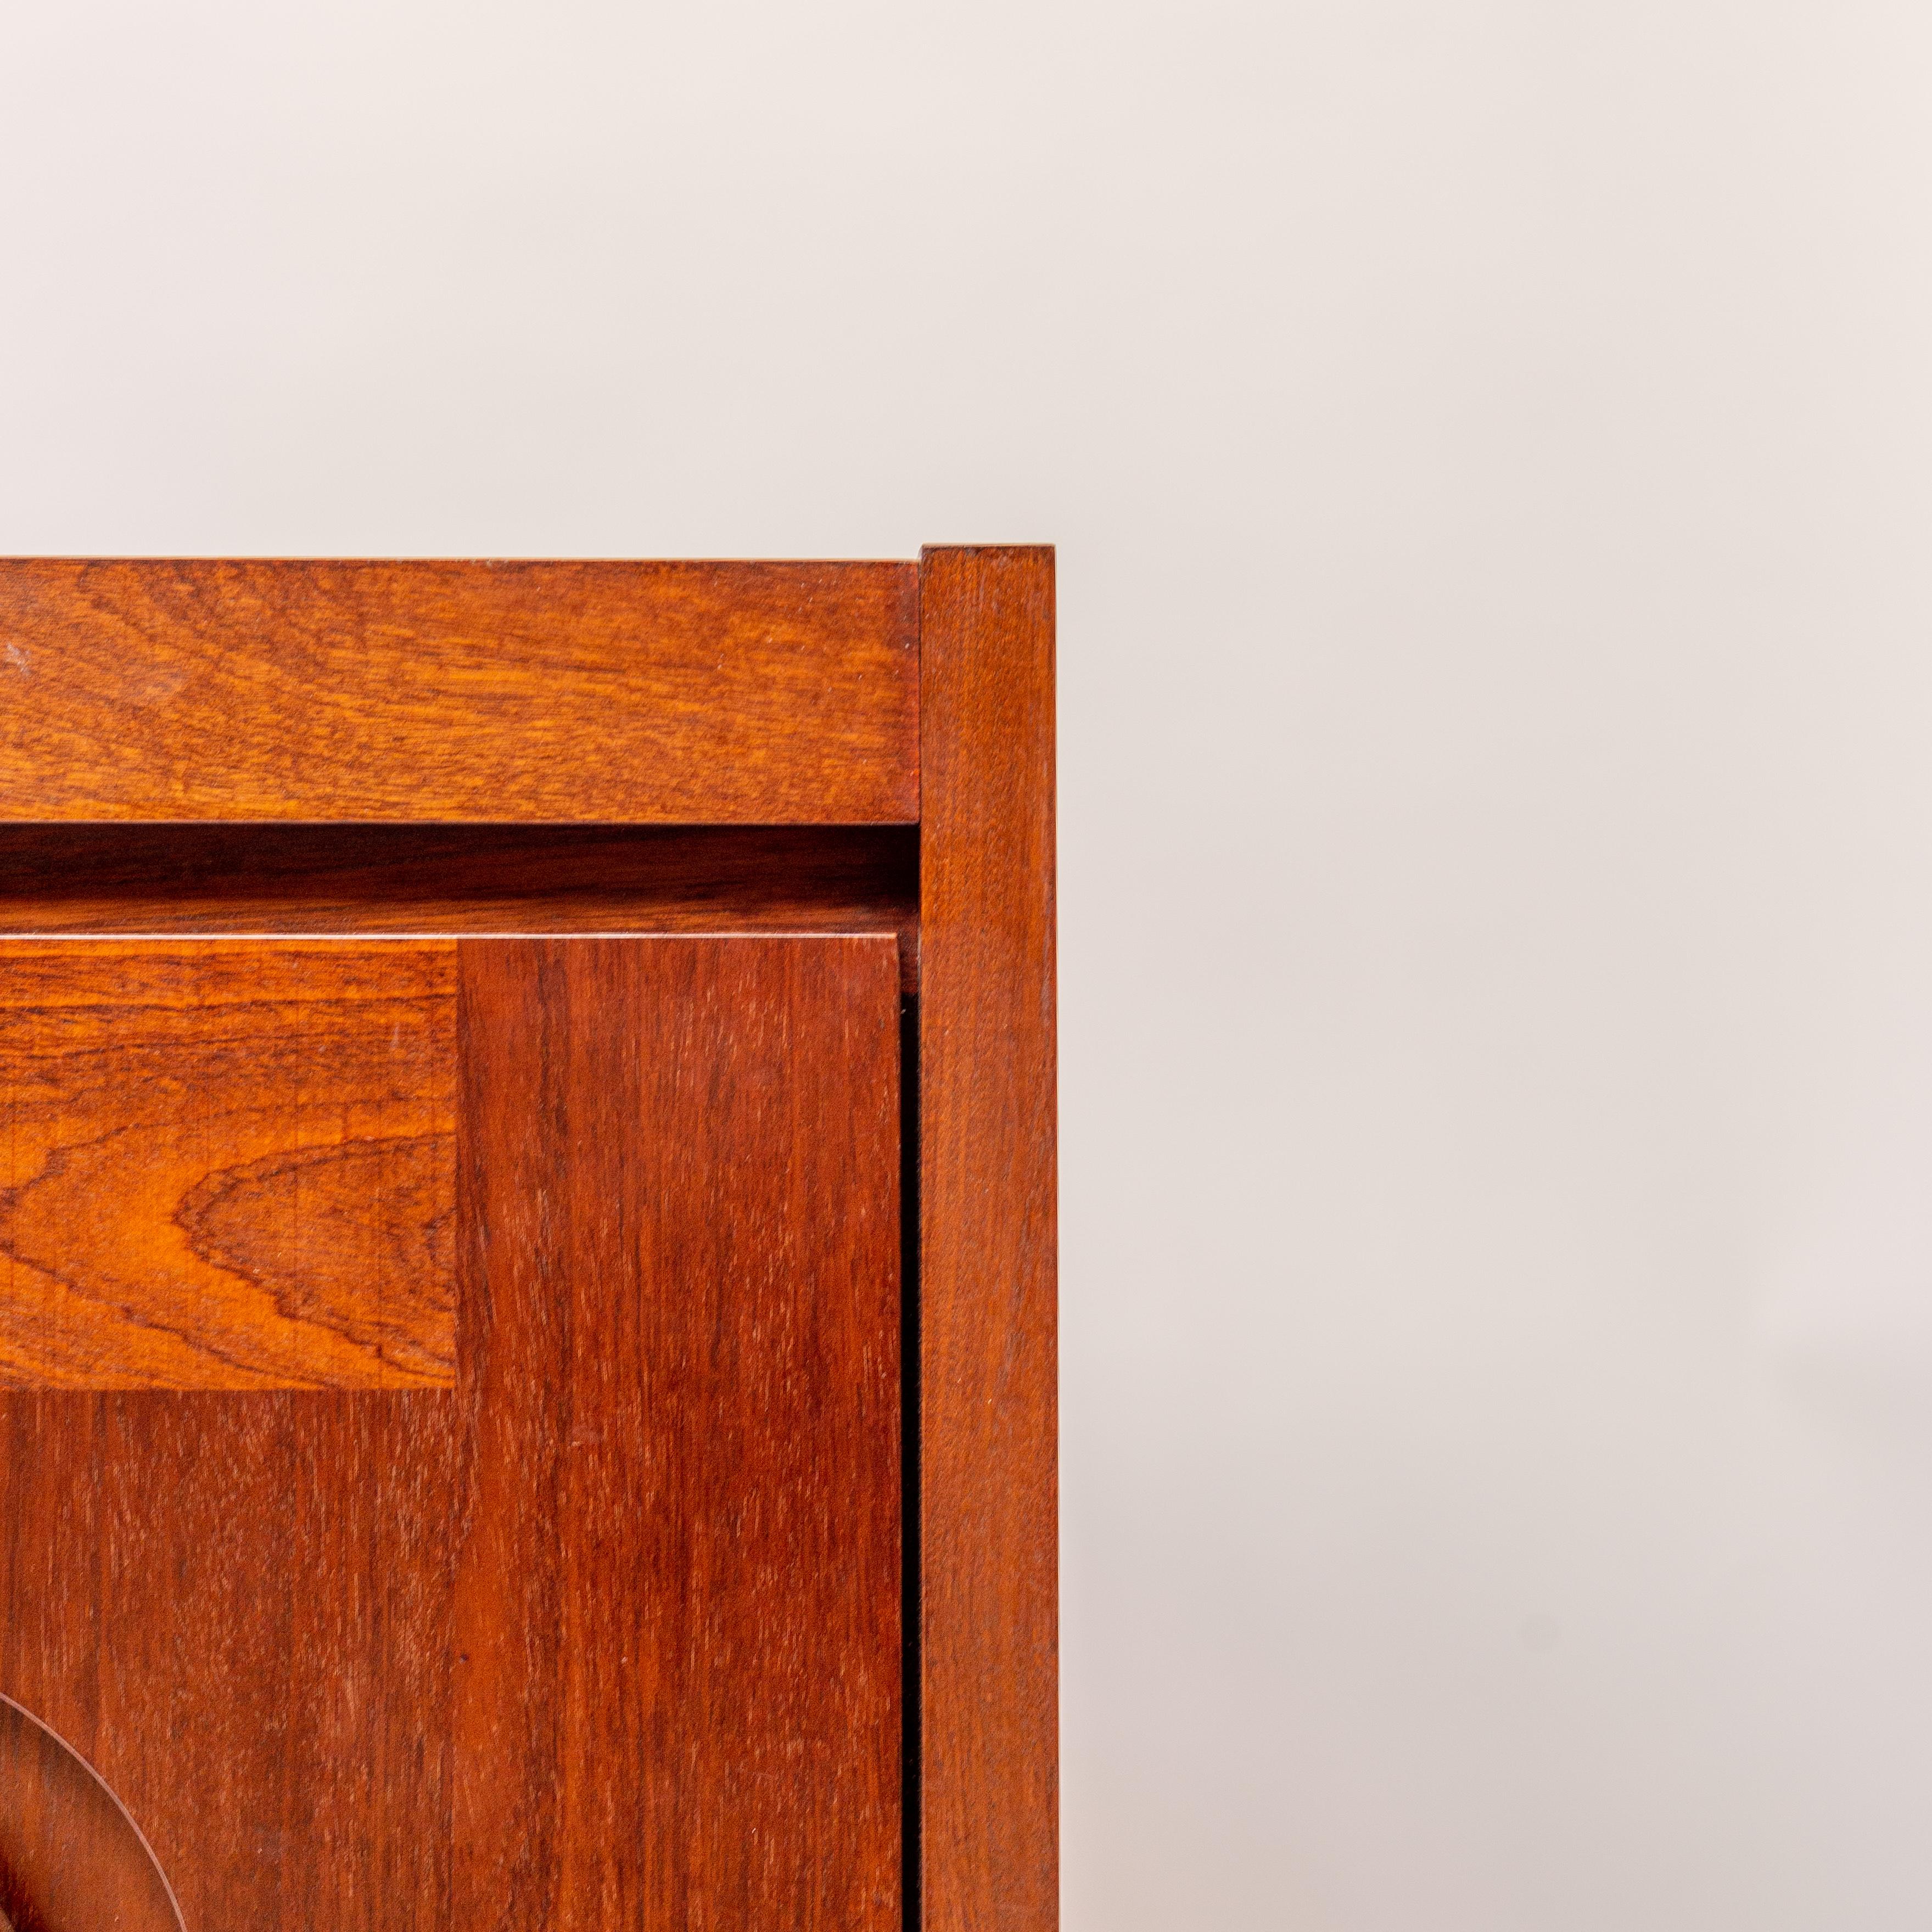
[0,936,903,1929]
[453,937,903,1931]
[0,1692,183,1931]
[0,825,920,992]
[0,560,917,824]
[0,940,456,1391]
[0,1390,456,1931]
[918,547,1058,1932]
[0,541,1063,1931]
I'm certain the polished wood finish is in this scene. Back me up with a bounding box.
[0,547,1060,1930]
[0,934,903,1930]
[0,561,917,824]
[0,1693,182,1931]
[453,936,903,1931]
[0,939,456,1391]
[0,824,919,992]
[918,547,1058,1932]
[0,1390,457,1930]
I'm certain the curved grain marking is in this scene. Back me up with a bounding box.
[0,939,458,1390]
[0,1692,183,1932]
[177,1132,457,1382]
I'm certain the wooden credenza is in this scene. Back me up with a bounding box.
[0,548,1055,1932]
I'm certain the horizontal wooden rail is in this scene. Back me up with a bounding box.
[0,822,919,991]
[0,559,918,824]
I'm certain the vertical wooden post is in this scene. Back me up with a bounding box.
[918,546,1058,1932]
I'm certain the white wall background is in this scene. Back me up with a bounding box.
[7,4,1932,1925]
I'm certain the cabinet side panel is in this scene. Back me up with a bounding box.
[453,934,903,1931]
[919,547,1058,1932]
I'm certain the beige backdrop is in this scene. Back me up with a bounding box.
[4,3,1930,1925]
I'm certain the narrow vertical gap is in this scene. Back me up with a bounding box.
[899,992,921,1932]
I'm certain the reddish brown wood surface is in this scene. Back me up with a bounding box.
[0,1693,183,1931]
[0,825,919,991]
[453,936,903,1931]
[919,547,1058,1932]
[0,939,456,1391]
[0,543,1059,1931]
[0,561,917,824]
[0,933,903,1930]
[0,1389,457,1930]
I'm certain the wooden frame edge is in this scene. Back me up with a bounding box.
[0,559,919,825]
[917,545,1059,1932]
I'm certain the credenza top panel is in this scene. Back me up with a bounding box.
[0,558,919,824]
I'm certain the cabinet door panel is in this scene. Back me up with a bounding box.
[453,936,903,1932]
[0,934,901,1932]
